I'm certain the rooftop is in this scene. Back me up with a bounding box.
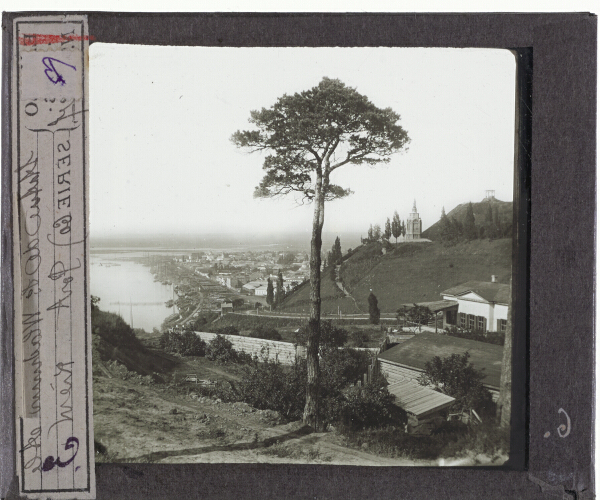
[441,280,510,304]
[387,379,455,417]
[378,333,503,389]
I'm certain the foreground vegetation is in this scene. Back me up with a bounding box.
[92,302,508,463]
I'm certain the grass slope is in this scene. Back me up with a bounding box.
[280,238,511,315]
[277,270,363,315]
[348,239,512,313]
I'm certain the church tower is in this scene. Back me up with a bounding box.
[406,199,422,240]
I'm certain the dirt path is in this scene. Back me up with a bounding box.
[94,373,506,467]
[93,375,427,466]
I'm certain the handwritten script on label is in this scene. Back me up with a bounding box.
[42,57,76,86]
[13,16,95,498]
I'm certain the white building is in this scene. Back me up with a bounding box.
[440,277,509,333]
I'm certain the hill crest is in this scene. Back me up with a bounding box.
[422,197,513,241]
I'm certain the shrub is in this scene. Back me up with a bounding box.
[418,351,494,415]
[320,347,369,392]
[444,326,504,346]
[92,308,139,348]
[235,346,374,428]
[293,320,348,351]
[237,356,304,420]
[160,330,206,356]
[349,330,370,347]
[337,377,407,431]
[190,313,219,331]
[206,334,236,363]
[248,326,282,341]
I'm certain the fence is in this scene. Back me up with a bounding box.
[194,331,301,365]
[194,331,379,365]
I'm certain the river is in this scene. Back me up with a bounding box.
[90,253,178,332]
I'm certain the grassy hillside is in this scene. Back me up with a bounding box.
[280,238,512,315]
[348,239,512,313]
[277,268,363,315]
[422,198,513,241]
[92,307,179,378]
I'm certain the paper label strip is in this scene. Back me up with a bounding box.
[12,15,95,499]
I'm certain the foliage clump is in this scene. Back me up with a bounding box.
[418,351,494,415]
[160,329,206,356]
[368,292,380,325]
[444,326,505,346]
[292,320,348,352]
[205,334,251,364]
[248,326,282,341]
[234,346,396,431]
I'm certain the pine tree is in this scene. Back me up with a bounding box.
[464,202,477,241]
[485,203,493,224]
[232,77,410,428]
[266,277,274,307]
[391,211,402,246]
[440,206,455,246]
[367,224,374,242]
[384,218,392,241]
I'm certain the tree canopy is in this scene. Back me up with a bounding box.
[232,77,410,203]
[418,351,493,414]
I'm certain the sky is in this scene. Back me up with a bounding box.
[89,45,516,239]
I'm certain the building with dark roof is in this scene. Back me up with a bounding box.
[440,277,509,333]
[378,332,503,401]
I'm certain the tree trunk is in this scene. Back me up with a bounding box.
[303,176,325,429]
[497,277,512,428]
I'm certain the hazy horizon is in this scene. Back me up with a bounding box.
[90,46,516,240]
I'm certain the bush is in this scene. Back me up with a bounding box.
[320,347,369,392]
[248,326,282,341]
[337,377,407,431]
[349,330,370,347]
[206,335,236,363]
[237,355,305,420]
[160,330,206,356]
[444,326,504,346]
[91,308,139,348]
[418,351,494,415]
[189,313,219,331]
[293,320,348,351]
[235,346,376,429]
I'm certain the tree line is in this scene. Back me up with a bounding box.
[362,210,406,246]
[439,202,512,246]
